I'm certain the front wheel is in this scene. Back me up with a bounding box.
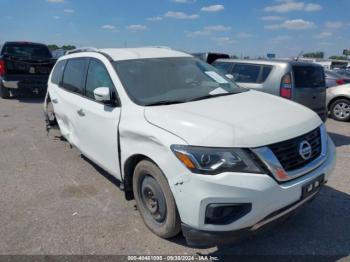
[133,160,181,238]
[330,99,350,122]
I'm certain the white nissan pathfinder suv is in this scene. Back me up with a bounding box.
[44,47,336,247]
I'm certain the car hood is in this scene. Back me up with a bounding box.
[144,90,322,148]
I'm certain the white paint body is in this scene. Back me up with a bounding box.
[46,48,336,234]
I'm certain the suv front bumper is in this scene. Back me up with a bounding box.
[171,137,336,246]
[182,188,319,247]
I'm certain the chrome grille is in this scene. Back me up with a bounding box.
[269,128,322,172]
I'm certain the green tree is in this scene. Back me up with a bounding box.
[329,55,348,60]
[61,45,76,51]
[47,44,76,51]
[303,51,324,59]
[47,44,59,51]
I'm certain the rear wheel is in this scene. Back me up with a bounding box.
[330,98,350,122]
[0,85,10,99]
[133,160,181,238]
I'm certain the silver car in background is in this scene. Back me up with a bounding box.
[326,84,350,122]
[213,59,327,121]
[325,70,350,88]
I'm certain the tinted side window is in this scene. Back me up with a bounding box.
[212,62,232,74]
[62,58,87,93]
[293,66,325,88]
[232,64,261,83]
[51,60,66,85]
[86,59,114,100]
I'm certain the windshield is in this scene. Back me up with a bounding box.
[114,57,245,106]
[2,43,52,59]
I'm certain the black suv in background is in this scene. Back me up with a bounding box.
[192,52,229,64]
[0,42,56,98]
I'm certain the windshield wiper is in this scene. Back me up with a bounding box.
[187,92,235,102]
[145,100,188,106]
[145,92,237,106]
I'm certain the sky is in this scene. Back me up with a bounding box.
[0,0,349,58]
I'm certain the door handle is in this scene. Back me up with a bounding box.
[52,99,58,104]
[77,109,85,117]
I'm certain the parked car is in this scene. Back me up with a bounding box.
[326,83,350,121]
[333,68,350,79]
[0,41,56,98]
[213,59,327,121]
[192,52,229,64]
[44,47,335,247]
[325,70,350,88]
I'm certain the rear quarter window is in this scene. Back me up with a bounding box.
[51,60,66,85]
[293,66,325,88]
[261,66,272,82]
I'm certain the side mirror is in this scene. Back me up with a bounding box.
[225,74,234,80]
[94,87,111,102]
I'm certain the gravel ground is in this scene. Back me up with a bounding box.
[0,96,349,259]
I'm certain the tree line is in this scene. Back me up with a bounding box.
[302,51,348,60]
[47,45,76,51]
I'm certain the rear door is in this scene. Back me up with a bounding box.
[292,65,326,118]
[52,58,89,146]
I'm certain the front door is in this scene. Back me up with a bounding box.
[75,58,121,178]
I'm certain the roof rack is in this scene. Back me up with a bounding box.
[141,46,172,50]
[66,47,99,55]
[65,47,113,61]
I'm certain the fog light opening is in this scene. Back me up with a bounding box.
[205,203,252,225]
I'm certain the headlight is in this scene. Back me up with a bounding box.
[171,145,265,175]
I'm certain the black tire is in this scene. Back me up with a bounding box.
[330,98,350,122]
[0,85,10,99]
[133,160,181,238]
